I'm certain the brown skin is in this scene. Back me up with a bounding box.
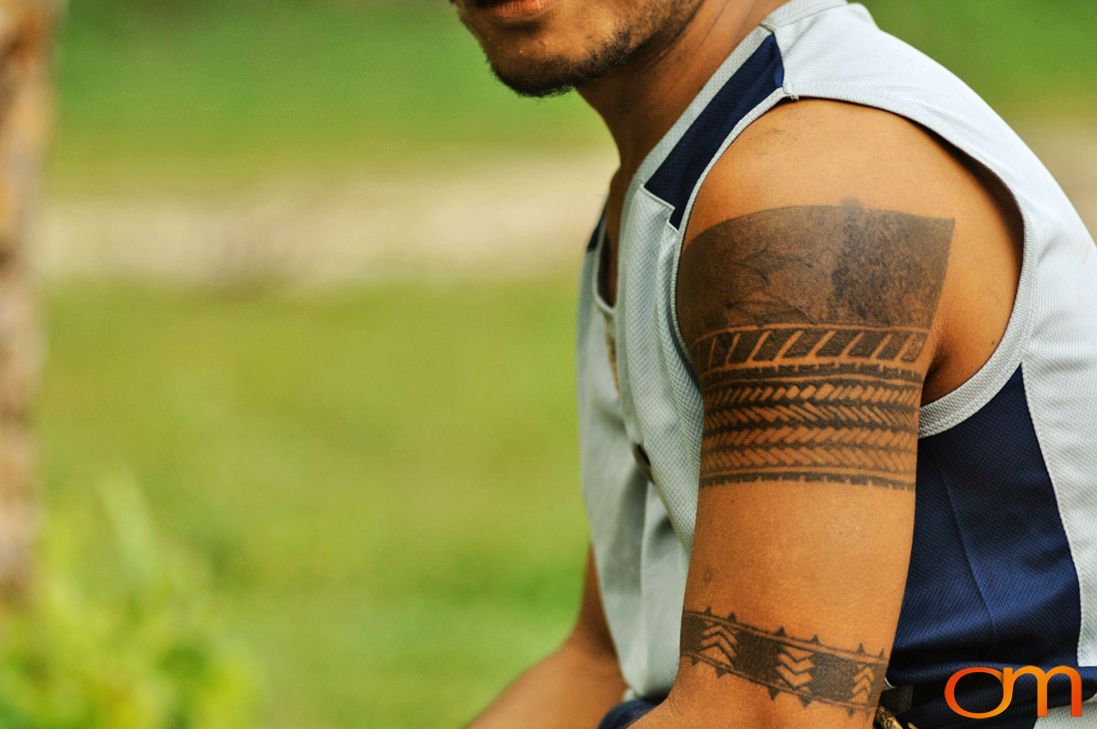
[455,1,1022,727]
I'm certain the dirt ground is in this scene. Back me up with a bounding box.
[36,123,1097,287]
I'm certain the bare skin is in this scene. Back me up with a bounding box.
[454,1,1022,728]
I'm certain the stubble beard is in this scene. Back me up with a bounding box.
[481,0,702,98]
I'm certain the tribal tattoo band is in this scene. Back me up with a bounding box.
[681,609,889,714]
[678,204,954,491]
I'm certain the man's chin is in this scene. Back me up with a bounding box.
[472,11,638,98]
[487,49,627,98]
[489,64,579,98]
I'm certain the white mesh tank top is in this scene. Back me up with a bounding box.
[576,1,1097,726]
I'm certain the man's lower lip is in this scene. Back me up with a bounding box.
[476,0,556,24]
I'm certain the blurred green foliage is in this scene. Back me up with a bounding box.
[53,0,1097,191]
[53,0,601,190]
[0,478,254,729]
[867,0,1097,112]
[40,281,587,728]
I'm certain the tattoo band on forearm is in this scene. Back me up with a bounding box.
[678,203,954,491]
[681,609,889,714]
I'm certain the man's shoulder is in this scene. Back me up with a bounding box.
[681,97,1024,407]
[687,98,978,236]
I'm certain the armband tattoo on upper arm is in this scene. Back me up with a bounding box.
[677,203,954,491]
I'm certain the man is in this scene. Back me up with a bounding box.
[451,1,1097,728]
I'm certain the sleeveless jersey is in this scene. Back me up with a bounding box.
[576,1,1097,726]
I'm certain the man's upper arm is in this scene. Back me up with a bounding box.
[656,103,960,729]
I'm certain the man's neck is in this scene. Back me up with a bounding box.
[579,0,783,178]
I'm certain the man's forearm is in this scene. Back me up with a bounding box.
[466,635,627,729]
[629,692,878,729]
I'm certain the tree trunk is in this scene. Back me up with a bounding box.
[0,0,56,601]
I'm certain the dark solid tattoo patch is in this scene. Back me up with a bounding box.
[681,609,889,714]
[678,204,953,491]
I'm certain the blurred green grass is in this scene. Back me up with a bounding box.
[40,280,588,728]
[52,0,1097,192]
[53,0,604,192]
[37,1,1097,727]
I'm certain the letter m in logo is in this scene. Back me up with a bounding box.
[946,665,1084,719]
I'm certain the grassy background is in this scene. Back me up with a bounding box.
[51,0,1097,191]
[38,1,1097,727]
[40,281,587,727]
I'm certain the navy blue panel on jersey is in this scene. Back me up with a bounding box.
[586,217,603,252]
[644,33,785,229]
[888,367,1095,728]
[597,700,657,729]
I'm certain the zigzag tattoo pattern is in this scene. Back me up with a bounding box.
[677,204,954,491]
[697,337,923,490]
[681,609,889,714]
